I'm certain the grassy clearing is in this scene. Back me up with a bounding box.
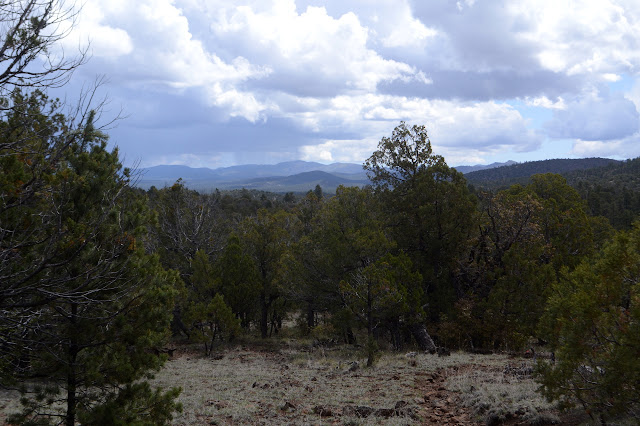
[148,340,562,425]
[151,342,432,425]
[1,340,571,425]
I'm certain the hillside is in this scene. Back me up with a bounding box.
[565,157,640,228]
[464,157,640,229]
[464,158,620,189]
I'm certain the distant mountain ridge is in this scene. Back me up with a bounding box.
[460,156,640,230]
[454,160,518,174]
[141,161,363,179]
[137,161,368,193]
[136,158,622,193]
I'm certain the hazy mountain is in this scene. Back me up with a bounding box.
[228,171,369,193]
[137,158,622,194]
[136,161,368,193]
[140,160,363,181]
[454,160,518,174]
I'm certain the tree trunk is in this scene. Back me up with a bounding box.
[260,294,268,339]
[366,280,375,367]
[390,320,403,351]
[306,303,315,329]
[66,304,78,426]
[409,323,436,353]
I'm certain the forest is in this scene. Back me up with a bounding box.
[1,1,640,425]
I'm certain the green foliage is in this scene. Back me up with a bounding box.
[214,233,261,328]
[313,184,323,199]
[445,190,552,349]
[0,89,181,424]
[569,157,640,229]
[340,253,421,328]
[340,253,423,365]
[537,224,640,421]
[448,174,612,351]
[364,121,478,319]
[464,158,619,190]
[185,294,241,356]
[242,208,299,338]
[182,250,242,354]
[464,157,640,230]
[147,181,227,279]
[525,174,598,270]
[69,383,180,426]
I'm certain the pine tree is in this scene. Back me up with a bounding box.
[537,224,640,422]
[0,90,181,425]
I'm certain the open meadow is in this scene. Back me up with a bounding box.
[144,339,580,425]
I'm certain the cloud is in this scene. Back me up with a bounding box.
[544,91,640,141]
[377,69,582,101]
[410,1,640,77]
[59,0,640,168]
[208,1,429,96]
[291,95,541,164]
[524,96,567,110]
[59,1,133,58]
[70,0,271,121]
[299,139,378,163]
[519,0,640,78]
[571,134,640,159]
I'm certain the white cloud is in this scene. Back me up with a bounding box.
[59,0,640,167]
[525,96,567,110]
[300,139,378,163]
[69,0,272,121]
[378,1,438,48]
[571,136,640,159]
[512,0,640,78]
[544,90,640,141]
[209,1,428,94]
[60,1,133,58]
[292,94,540,164]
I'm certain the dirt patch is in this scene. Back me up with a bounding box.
[415,368,478,425]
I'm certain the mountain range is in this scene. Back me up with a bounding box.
[136,161,368,193]
[135,158,621,193]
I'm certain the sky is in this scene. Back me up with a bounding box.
[53,0,640,168]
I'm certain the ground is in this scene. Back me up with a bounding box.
[0,339,591,425]
[148,339,587,425]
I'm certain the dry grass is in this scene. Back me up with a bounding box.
[0,388,21,424]
[151,341,441,425]
[444,360,560,425]
[149,341,558,425]
[1,341,569,425]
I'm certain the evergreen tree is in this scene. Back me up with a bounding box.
[309,186,425,355]
[181,250,241,355]
[364,122,477,330]
[0,90,181,425]
[538,224,640,422]
[214,233,260,328]
[242,209,299,338]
